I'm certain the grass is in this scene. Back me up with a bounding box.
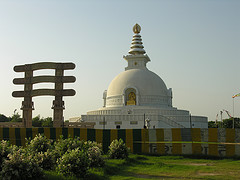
[44,154,240,180]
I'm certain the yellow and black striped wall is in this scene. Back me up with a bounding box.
[0,127,239,157]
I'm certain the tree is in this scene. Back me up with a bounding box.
[208,118,240,128]
[42,117,53,127]
[10,109,22,122]
[0,114,10,122]
[32,115,42,127]
[208,121,217,128]
[222,118,240,128]
[32,115,53,127]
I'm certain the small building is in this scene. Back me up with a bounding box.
[80,24,208,129]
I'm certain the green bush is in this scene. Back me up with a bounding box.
[53,136,84,161]
[26,134,53,153]
[86,141,105,167]
[31,149,55,170]
[0,140,11,170]
[56,148,90,178]
[54,137,105,168]
[1,147,43,180]
[0,135,106,178]
[108,139,129,159]
[25,134,55,170]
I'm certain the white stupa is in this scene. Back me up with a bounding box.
[80,24,208,129]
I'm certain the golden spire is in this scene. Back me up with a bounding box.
[133,23,141,34]
[129,23,145,55]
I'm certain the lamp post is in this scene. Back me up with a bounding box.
[220,111,223,128]
[232,93,240,128]
[143,113,146,129]
[233,97,235,129]
[189,113,192,129]
[103,116,105,130]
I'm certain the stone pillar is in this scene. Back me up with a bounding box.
[21,100,33,128]
[21,68,33,128]
[52,66,65,127]
[52,99,64,127]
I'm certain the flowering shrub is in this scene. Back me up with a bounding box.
[86,141,104,167]
[54,137,105,168]
[32,149,55,170]
[0,140,11,170]
[25,134,55,170]
[108,139,129,159]
[26,134,53,153]
[56,148,89,178]
[53,136,84,161]
[0,135,106,178]
[1,147,43,180]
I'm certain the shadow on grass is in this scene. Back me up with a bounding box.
[99,155,171,179]
[138,152,240,160]
[45,170,107,180]
[44,171,76,180]
[85,173,108,180]
[102,157,190,179]
[102,156,151,178]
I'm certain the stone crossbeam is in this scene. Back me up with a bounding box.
[14,62,75,72]
[13,76,76,84]
[12,89,76,97]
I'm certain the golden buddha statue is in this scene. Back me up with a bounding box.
[127,92,136,105]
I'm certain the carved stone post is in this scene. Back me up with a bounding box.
[52,65,65,127]
[21,66,33,128]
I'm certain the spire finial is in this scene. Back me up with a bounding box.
[128,23,146,55]
[133,23,141,34]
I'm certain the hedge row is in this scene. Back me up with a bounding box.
[0,134,129,179]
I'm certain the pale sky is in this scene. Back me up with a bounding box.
[0,0,239,121]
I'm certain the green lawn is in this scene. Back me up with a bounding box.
[44,154,240,180]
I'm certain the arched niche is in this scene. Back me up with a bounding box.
[124,87,138,106]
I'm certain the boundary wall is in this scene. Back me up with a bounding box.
[0,128,239,157]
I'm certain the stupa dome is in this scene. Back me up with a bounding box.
[107,68,168,97]
[105,68,171,108]
[105,68,172,107]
